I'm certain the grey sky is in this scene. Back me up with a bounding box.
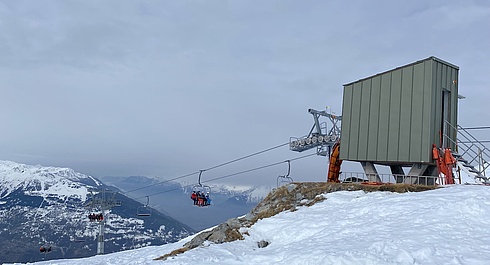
[0,0,489,186]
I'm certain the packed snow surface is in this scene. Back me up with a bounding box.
[24,185,490,265]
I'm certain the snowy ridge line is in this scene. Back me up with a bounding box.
[88,175,103,187]
[0,160,98,201]
[180,182,272,203]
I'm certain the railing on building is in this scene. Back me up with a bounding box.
[339,172,439,186]
[443,121,490,180]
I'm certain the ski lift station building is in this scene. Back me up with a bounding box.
[339,56,459,180]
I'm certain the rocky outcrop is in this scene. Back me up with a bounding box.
[183,218,245,249]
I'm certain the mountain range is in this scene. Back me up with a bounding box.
[0,160,194,263]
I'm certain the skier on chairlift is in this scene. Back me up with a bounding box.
[191,191,197,205]
[201,192,208,206]
[191,190,212,206]
[197,191,204,206]
[205,192,211,206]
[40,246,51,253]
[88,213,103,221]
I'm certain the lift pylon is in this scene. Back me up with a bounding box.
[84,189,121,255]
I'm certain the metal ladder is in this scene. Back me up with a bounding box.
[444,121,490,183]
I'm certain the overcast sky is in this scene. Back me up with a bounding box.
[0,0,489,186]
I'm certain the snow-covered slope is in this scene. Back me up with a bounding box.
[27,184,490,265]
[0,161,193,263]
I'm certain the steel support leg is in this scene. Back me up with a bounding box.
[361,162,381,182]
[404,164,429,184]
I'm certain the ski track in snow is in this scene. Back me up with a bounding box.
[17,185,490,265]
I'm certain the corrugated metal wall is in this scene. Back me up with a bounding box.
[340,57,459,164]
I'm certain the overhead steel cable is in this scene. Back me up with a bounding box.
[203,142,289,171]
[122,171,200,194]
[201,153,316,185]
[138,152,316,199]
[121,142,289,195]
[460,126,490,130]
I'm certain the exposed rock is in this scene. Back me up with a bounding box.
[257,240,269,248]
[182,217,245,249]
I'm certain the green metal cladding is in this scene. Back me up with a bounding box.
[339,57,459,165]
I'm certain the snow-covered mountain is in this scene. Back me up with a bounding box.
[22,184,490,265]
[99,176,272,231]
[196,183,272,204]
[0,161,194,264]
[0,160,99,201]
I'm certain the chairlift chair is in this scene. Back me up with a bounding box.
[192,170,212,207]
[192,170,212,193]
[277,160,293,188]
[137,196,151,217]
[192,183,211,194]
[39,245,52,254]
[88,213,104,222]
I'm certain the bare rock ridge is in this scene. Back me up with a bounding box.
[155,182,437,261]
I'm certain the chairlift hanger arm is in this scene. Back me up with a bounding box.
[198,170,205,186]
[277,160,293,187]
[285,160,291,177]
